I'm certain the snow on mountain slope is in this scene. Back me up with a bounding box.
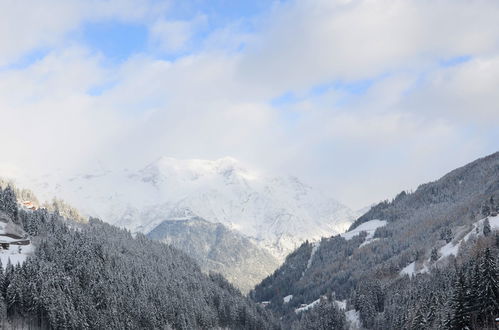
[340,219,387,241]
[10,157,355,260]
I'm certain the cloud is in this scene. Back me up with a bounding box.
[403,56,499,123]
[0,0,498,209]
[149,15,206,53]
[0,0,167,66]
[0,47,126,174]
[238,0,499,93]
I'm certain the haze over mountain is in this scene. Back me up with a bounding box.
[10,156,355,260]
[2,157,356,292]
[147,217,280,294]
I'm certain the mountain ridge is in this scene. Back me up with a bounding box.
[7,156,356,260]
[251,150,499,329]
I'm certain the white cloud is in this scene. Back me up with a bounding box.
[0,0,498,208]
[0,47,126,174]
[149,15,206,53]
[0,0,167,66]
[238,0,499,93]
[403,56,499,123]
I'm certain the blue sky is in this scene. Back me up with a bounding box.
[0,0,498,208]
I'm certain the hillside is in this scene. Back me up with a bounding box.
[0,185,279,329]
[11,157,355,261]
[148,217,279,293]
[251,152,499,329]
[4,157,356,291]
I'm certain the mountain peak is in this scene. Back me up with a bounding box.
[146,156,259,182]
[11,156,356,260]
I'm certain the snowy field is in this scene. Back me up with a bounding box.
[0,243,35,267]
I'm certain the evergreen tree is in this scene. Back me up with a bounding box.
[475,248,498,327]
[451,272,470,330]
[0,186,18,223]
[430,247,439,262]
[483,218,491,237]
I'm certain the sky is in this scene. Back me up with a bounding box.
[0,0,498,209]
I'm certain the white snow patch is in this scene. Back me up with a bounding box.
[488,214,499,229]
[295,298,320,314]
[335,300,346,310]
[359,237,380,248]
[400,261,430,277]
[0,243,35,267]
[283,295,293,304]
[437,214,499,261]
[306,242,320,270]
[341,219,387,241]
[400,262,416,276]
[439,241,460,259]
[345,310,361,329]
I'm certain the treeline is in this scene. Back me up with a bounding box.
[0,185,279,329]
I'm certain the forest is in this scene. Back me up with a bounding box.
[0,185,278,330]
[252,152,499,329]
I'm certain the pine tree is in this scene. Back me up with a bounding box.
[483,218,491,237]
[431,247,439,262]
[451,272,470,329]
[0,186,18,223]
[475,248,498,327]
[411,305,427,330]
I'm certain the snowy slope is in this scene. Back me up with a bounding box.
[340,219,387,241]
[9,157,355,260]
[399,214,499,277]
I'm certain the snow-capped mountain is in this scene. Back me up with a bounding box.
[9,157,355,260]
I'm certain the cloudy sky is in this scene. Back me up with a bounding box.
[0,0,498,209]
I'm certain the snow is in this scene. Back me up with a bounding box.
[400,261,429,277]
[295,298,320,314]
[400,215,499,277]
[283,295,293,304]
[345,310,361,329]
[306,242,320,270]
[359,237,379,248]
[300,240,321,279]
[9,157,357,261]
[400,262,416,276]
[0,219,34,267]
[0,243,35,267]
[439,241,460,259]
[341,219,387,241]
[0,236,27,243]
[438,214,499,261]
[335,300,346,310]
[489,214,499,229]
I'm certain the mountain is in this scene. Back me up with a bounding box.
[14,157,356,260]
[251,151,499,329]
[0,184,279,329]
[147,217,280,294]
